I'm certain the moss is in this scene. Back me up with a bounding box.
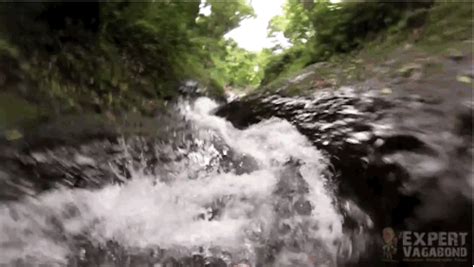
[0,39,18,58]
[0,92,39,129]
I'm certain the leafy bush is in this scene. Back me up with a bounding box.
[0,1,254,114]
[261,0,434,86]
[310,1,433,54]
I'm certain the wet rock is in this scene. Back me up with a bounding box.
[293,198,312,216]
[179,80,202,96]
[275,159,309,196]
[162,257,179,267]
[278,223,291,235]
[456,102,473,137]
[377,134,430,154]
[218,81,473,255]
[204,257,227,267]
[74,154,96,166]
[231,260,252,267]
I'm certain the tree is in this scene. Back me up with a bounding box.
[268,0,314,46]
[0,1,257,113]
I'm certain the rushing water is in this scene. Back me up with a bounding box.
[0,97,373,266]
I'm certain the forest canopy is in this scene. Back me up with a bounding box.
[0,1,258,114]
[0,0,469,117]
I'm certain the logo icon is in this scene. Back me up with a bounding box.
[382,227,398,261]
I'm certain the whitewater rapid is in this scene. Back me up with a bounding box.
[0,97,371,266]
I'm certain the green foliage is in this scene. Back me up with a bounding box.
[260,45,312,86]
[0,39,18,58]
[0,93,38,130]
[261,0,435,86]
[422,1,473,45]
[197,0,254,38]
[310,1,433,55]
[268,1,314,46]
[0,1,255,114]
[210,40,267,90]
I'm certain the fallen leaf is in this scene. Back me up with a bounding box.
[381,87,392,94]
[398,63,422,77]
[5,129,23,141]
[456,75,472,84]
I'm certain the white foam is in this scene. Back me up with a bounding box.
[0,97,361,265]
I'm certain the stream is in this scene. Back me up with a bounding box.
[0,84,472,266]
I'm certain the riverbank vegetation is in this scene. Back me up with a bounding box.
[0,1,256,119]
[259,0,472,89]
[0,0,471,128]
